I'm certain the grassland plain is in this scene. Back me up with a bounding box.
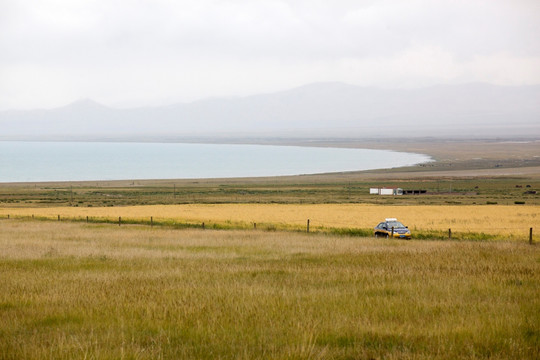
[1,204,538,242]
[1,176,539,207]
[0,220,538,359]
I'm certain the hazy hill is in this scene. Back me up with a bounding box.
[1,82,539,139]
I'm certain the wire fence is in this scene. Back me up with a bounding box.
[1,213,537,244]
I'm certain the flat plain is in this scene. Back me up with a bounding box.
[0,138,539,359]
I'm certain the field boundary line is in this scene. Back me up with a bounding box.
[1,214,537,243]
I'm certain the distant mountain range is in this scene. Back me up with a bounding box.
[1,82,539,139]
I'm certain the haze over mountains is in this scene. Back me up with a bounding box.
[1,82,539,140]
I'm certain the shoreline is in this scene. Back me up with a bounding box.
[1,137,539,186]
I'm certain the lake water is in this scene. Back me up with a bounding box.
[0,141,431,182]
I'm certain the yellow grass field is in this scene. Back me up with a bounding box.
[1,221,539,359]
[1,204,538,239]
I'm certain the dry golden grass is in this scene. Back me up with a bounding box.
[0,220,538,359]
[0,204,538,239]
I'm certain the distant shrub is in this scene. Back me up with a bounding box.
[486,201,497,205]
[514,201,525,205]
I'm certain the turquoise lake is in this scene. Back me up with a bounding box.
[0,141,431,182]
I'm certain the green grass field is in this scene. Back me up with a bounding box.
[1,176,539,208]
[1,220,539,359]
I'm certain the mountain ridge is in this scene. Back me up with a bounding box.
[1,82,539,139]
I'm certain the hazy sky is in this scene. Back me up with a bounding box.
[1,0,539,110]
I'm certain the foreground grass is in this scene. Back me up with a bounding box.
[0,221,539,359]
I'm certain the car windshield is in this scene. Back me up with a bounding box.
[387,221,405,228]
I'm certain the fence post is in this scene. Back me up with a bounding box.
[254,223,256,230]
[119,217,121,226]
[449,228,452,240]
[32,214,34,220]
[391,226,394,238]
[202,222,205,230]
[151,216,153,227]
[307,219,310,233]
[58,215,60,221]
[7,214,9,219]
[86,216,89,223]
[530,228,533,245]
